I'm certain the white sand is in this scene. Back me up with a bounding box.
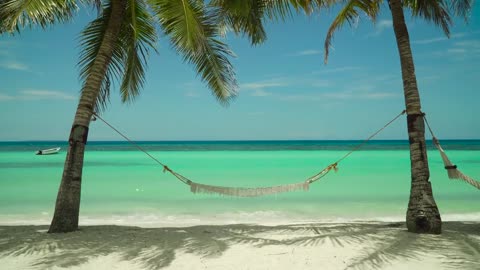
[0,222,479,270]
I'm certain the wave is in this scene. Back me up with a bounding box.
[2,211,480,228]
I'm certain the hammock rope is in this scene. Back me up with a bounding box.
[93,110,407,197]
[423,115,480,189]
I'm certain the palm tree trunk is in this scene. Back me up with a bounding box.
[48,0,127,233]
[388,0,441,234]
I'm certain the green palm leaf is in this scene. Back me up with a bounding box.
[0,0,79,33]
[150,0,237,104]
[449,0,473,20]
[119,0,158,103]
[210,0,327,46]
[262,0,326,19]
[324,0,380,63]
[211,0,267,45]
[403,0,451,37]
[78,2,125,112]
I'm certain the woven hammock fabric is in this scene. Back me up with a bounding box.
[433,138,480,189]
[189,181,310,197]
[186,164,336,197]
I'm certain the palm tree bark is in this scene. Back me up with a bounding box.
[49,0,127,233]
[388,0,441,234]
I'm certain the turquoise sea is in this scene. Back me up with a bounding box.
[0,140,479,226]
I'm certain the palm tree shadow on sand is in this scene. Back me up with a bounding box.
[222,222,480,269]
[0,222,479,269]
[0,225,228,269]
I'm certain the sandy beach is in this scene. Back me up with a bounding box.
[1,0,479,268]
[0,221,479,270]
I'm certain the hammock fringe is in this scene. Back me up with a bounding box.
[446,168,480,189]
[189,181,310,197]
[433,138,480,190]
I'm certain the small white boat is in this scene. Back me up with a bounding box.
[36,147,61,155]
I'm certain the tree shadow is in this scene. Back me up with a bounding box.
[0,225,228,269]
[218,222,480,270]
[0,222,478,269]
[338,222,480,270]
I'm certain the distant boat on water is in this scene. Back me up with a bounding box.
[36,147,61,155]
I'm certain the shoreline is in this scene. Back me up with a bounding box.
[1,211,480,228]
[1,221,479,270]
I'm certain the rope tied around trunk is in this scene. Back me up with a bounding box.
[92,110,406,196]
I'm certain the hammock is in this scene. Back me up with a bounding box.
[190,181,310,197]
[424,117,480,189]
[432,138,480,189]
[93,110,480,197]
[165,163,337,197]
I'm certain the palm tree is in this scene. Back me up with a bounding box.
[0,0,246,233]
[322,0,473,234]
[211,0,473,234]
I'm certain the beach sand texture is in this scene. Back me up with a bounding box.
[1,222,479,270]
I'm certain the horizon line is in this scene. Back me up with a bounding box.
[1,139,480,143]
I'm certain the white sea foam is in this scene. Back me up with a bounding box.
[1,211,480,227]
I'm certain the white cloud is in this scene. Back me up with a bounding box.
[413,37,448,45]
[367,20,392,37]
[0,94,14,101]
[412,33,466,45]
[241,79,287,97]
[180,82,203,98]
[0,61,29,71]
[428,39,480,59]
[313,66,361,74]
[280,90,398,101]
[240,73,400,100]
[242,81,286,90]
[247,112,265,116]
[310,80,331,88]
[0,90,76,101]
[250,89,272,97]
[454,40,480,48]
[362,92,399,99]
[377,20,392,29]
[287,49,321,57]
[184,91,200,98]
[20,90,76,100]
[447,48,467,54]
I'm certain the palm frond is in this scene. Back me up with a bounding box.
[264,0,327,18]
[211,0,267,45]
[78,2,125,112]
[449,0,473,21]
[80,0,102,11]
[324,0,380,64]
[263,0,294,19]
[210,0,323,46]
[150,0,237,104]
[119,0,158,103]
[0,0,78,33]
[246,0,329,22]
[346,230,420,269]
[404,0,452,37]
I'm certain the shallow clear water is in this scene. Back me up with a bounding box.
[0,141,479,226]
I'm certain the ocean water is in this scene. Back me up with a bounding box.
[0,140,479,227]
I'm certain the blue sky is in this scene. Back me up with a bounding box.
[0,3,479,141]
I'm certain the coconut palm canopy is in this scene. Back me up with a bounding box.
[0,0,318,109]
[323,0,473,63]
[0,0,317,233]
[1,0,237,109]
[316,0,474,234]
